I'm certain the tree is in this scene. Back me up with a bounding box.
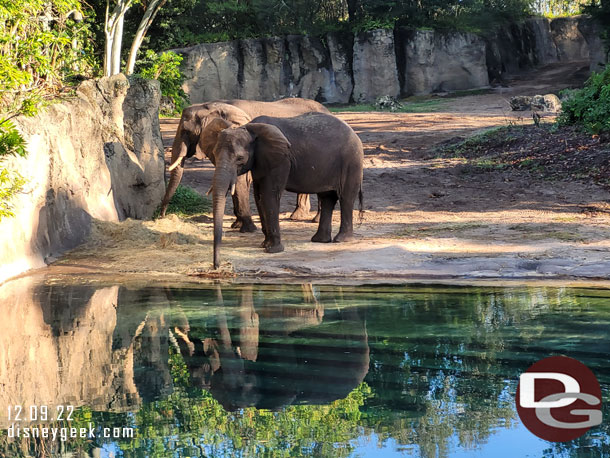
[125,0,168,75]
[104,0,134,76]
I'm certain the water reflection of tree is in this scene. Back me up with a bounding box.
[1,283,608,457]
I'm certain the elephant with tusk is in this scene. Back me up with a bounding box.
[160,98,330,231]
[202,112,364,270]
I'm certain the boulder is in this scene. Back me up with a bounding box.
[375,95,403,111]
[352,28,400,102]
[510,94,562,112]
[0,75,165,283]
[398,29,489,95]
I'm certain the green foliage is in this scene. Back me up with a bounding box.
[136,50,189,115]
[558,65,610,134]
[0,0,95,221]
[143,0,536,47]
[0,120,27,220]
[155,185,210,217]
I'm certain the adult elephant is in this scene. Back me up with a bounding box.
[202,112,364,269]
[160,98,330,231]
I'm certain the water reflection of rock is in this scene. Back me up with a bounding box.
[0,280,369,425]
[175,285,370,411]
[0,277,174,427]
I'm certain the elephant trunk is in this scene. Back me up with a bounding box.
[212,165,235,269]
[160,124,188,217]
[160,164,183,217]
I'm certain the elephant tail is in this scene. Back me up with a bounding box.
[358,184,364,224]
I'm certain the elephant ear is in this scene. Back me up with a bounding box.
[199,118,232,163]
[208,102,252,127]
[245,123,292,164]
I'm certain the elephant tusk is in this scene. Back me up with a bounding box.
[168,158,182,172]
[206,185,213,196]
[230,183,236,196]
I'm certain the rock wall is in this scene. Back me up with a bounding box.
[0,75,165,284]
[485,16,607,82]
[398,29,489,95]
[352,29,400,102]
[177,15,606,103]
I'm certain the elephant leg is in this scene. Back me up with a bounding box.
[258,176,286,253]
[253,182,270,248]
[311,191,337,243]
[289,194,311,220]
[231,173,257,233]
[312,199,321,223]
[333,187,357,243]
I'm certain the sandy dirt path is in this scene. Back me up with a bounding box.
[57,62,610,282]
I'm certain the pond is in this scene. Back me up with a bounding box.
[0,278,608,457]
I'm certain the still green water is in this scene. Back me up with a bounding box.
[0,281,608,457]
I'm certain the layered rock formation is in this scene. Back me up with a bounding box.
[177,15,607,103]
[0,76,165,284]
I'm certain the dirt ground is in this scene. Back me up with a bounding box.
[56,62,610,282]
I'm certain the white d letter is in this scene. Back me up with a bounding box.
[520,372,580,408]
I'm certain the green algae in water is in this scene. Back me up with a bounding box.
[0,282,608,457]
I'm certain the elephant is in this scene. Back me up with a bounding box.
[173,284,369,411]
[160,98,330,231]
[202,112,364,269]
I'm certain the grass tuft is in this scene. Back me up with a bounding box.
[154,185,211,218]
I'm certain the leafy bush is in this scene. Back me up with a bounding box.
[136,50,189,115]
[0,0,93,221]
[0,120,27,220]
[156,185,210,218]
[558,65,610,134]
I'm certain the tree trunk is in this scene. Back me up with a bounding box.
[125,0,167,75]
[104,30,113,76]
[347,0,361,22]
[110,13,124,76]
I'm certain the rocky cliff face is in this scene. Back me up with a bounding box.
[398,29,489,95]
[0,75,165,284]
[177,15,606,103]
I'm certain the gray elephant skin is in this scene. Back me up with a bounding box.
[161,98,330,231]
[202,112,364,269]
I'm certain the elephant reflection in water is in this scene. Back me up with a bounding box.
[173,285,370,411]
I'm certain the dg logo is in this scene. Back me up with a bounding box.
[516,356,603,442]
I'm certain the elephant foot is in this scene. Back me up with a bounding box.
[239,218,257,233]
[232,218,257,233]
[333,232,354,243]
[260,238,272,248]
[311,212,321,224]
[311,232,332,243]
[265,242,284,253]
[289,207,310,221]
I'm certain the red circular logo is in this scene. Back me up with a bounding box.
[516,356,603,442]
